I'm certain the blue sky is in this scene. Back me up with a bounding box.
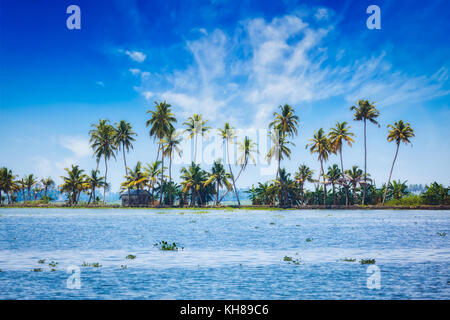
[1,0,449,192]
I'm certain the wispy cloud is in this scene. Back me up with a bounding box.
[125,50,146,62]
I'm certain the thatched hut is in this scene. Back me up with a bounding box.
[120,190,151,207]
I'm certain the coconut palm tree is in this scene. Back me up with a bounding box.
[205,160,232,205]
[114,120,136,175]
[269,104,299,137]
[146,101,177,206]
[294,164,315,205]
[162,127,183,184]
[0,167,17,204]
[328,121,354,205]
[218,123,240,206]
[183,114,210,163]
[180,162,207,206]
[345,165,369,204]
[24,174,37,201]
[144,161,162,205]
[382,120,415,205]
[40,177,55,199]
[350,99,380,204]
[60,165,87,205]
[306,128,332,205]
[326,164,341,205]
[89,119,117,204]
[122,161,148,192]
[86,169,105,204]
[235,136,258,181]
[266,130,294,179]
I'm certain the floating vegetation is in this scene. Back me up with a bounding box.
[360,259,376,265]
[254,226,259,229]
[38,259,45,264]
[121,265,127,269]
[283,256,301,265]
[343,258,356,262]
[193,210,208,214]
[189,220,197,223]
[154,241,183,251]
[48,261,58,267]
[32,268,42,272]
[436,232,447,237]
[50,268,56,272]
[305,238,312,242]
[178,212,185,215]
[81,262,102,267]
[126,255,136,260]
[156,211,169,214]
[269,222,275,225]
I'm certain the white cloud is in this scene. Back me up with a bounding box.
[129,68,141,75]
[59,136,91,158]
[314,8,330,21]
[125,50,146,62]
[95,81,105,87]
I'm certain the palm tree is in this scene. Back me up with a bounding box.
[205,160,232,205]
[89,119,117,204]
[86,169,105,204]
[266,130,294,179]
[269,104,299,137]
[41,177,55,199]
[180,162,207,206]
[345,165,368,204]
[382,120,415,205]
[294,164,314,205]
[24,174,37,201]
[326,164,341,205]
[114,120,136,175]
[387,180,409,200]
[162,127,183,184]
[306,128,332,205]
[144,161,162,205]
[183,114,210,163]
[350,99,380,204]
[328,121,354,205]
[235,136,257,181]
[60,165,87,205]
[146,101,177,207]
[218,123,240,206]
[0,168,17,204]
[122,161,148,192]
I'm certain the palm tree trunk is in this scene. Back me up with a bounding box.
[22,189,25,203]
[159,146,164,207]
[320,159,326,205]
[382,143,400,205]
[123,143,131,207]
[194,134,198,163]
[103,156,107,205]
[362,119,367,205]
[227,141,240,207]
[216,181,219,205]
[339,148,349,206]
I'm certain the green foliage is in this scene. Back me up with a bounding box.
[385,194,424,206]
[360,259,376,264]
[126,255,136,259]
[154,241,183,251]
[421,182,449,205]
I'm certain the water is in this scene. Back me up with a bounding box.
[0,208,449,299]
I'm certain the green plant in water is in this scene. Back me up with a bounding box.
[360,258,376,264]
[126,255,136,259]
[32,268,42,272]
[306,238,312,242]
[283,256,301,265]
[154,240,183,251]
[48,261,58,267]
[283,256,293,261]
[92,262,102,267]
[38,259,45,264]
[437,232,447,237]
[121,265,127,269]
[343,258,356,262]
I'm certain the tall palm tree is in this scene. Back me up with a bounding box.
[122,161,148,192]
[306,128,331,205]
[266,130,294,179]
[218,123,240,206]
[382,120,415,205]
[350,99,380,204]
[41,177,55,199]
[205,160,232,205]
[146,101,177,207]
[89,119,117,204]
[0,168,17,204]
[183,114,210,163]
[144,161,162,205]
[328,121,354,205]
[162,127,183,184]
[86,169,105,204]
[114,120,136,175]
[294,164,314,204]
[326,164,341,205]
[269,104,299,137]
[235,136,257,181]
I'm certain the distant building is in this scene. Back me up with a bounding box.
[120,189,151,207]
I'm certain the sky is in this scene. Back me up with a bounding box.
[1,0,449,192]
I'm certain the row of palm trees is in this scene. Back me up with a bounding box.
[0,98,416,207]
[0,171,56,204]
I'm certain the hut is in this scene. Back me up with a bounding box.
[120,189,151,207]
